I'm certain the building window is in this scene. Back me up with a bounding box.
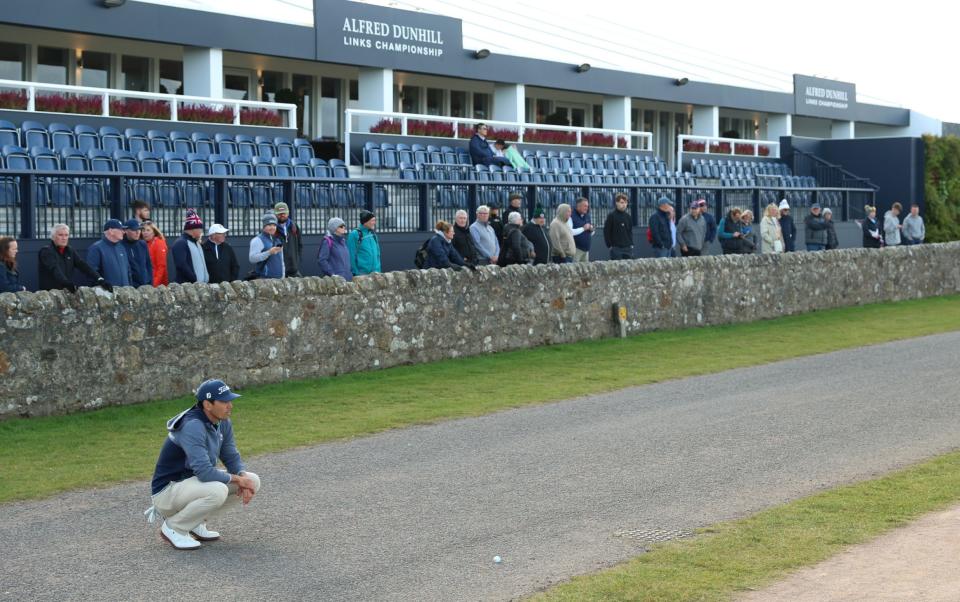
[450,90,467,118]
[473,93,491,120]
[426,88,444,115]
[643,110,655,133]
[631,108,640,131]
[121,55,150,92]
[223,73,250,100]
[349,79,358,101]
[400,86,421,114]
[159,60,182,95]
[593,104,603,129]
[0,43,26,81]
[260,70,283,102]
[524,97,533,122]
[80,51,110,89]
[36,47,69,85]
[535,99,550,123]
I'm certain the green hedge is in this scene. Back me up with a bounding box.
[924,134,960,242]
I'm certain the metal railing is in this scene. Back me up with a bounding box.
[0,78,297,128]
[345,108,654,167]
[677,135,781,170]
[0,169,874,241]
[791,148,878,191]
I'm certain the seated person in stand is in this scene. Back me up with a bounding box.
[469,123,510,167]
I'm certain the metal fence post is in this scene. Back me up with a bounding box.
[215,179,229,227]
[418,182,430,232]
[110,175,124,219]
[629,186,640,227]
[19,174,33,239]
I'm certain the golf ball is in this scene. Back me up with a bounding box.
[493,556,502,564]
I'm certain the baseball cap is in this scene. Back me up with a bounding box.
[195,379,241,403]
[103,219,124,231]
[122,219,141,231]
[778,200,790,210]
[207,223,229,235]
[262,212,278,226]
[274,202,290,215]
[657,196,674,207]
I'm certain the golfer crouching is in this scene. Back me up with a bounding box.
[144,379,261,550]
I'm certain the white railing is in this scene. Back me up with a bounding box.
[345,108,653,167]
[676,135,780,170]
[0,78,296,128]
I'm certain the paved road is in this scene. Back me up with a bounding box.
[3,332,960,602]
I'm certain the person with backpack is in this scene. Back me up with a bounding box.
[318,217,352,280]
[498,211,534,267]
[347,210,381,276]
[423,221,465,270]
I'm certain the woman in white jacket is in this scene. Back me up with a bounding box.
[760,203,784,254]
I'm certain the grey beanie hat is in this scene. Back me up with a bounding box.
[327,217,346,235]
[262,212,278,226]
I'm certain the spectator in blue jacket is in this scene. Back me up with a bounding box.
[170,209,209,284]
[249,213,285,279]
[122,219,153,287]
[86,219,132,288]
[697,199,717,251]
[424,221,465,270]
[318,217,352,281]
[468,123,510,167]
[0,237,25,293]
[648,197,674,258]
[570,197,595,262]
[779,200,797,252]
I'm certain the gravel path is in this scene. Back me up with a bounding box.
[2,332,960,602]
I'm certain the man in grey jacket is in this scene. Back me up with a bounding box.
[469,204,499,265]
[902,203,925,245]
[146,379,261,550]
[884,202,903,246]
[676,201,706,256]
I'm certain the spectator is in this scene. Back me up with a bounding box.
[140,221,169,286]
[760,203,784,254]
[468,123,510,167]
[823,208,839,250]
[347,210,381,276]
[122,219,153,287]
[677,200,706,257]
[273,202,303,277]
[87,219,132,288]
[883,202,902,247]
[740,210,757,253]
[202,224,239,284]
[902,203,925,245]
[698,199,718,251]
[863,205,883,248]
[648,197,674,258]
[549,203,576,263]
[494,139,531,170]
[570,197,594,262]
[248,213,285,279]
[131,199,151,223]
[170,209,209,284]
[779,200,797,252]
[804,204,828,251]
[522,206,551,265]
[452,210,480,267]
[718,207,746,255]
[505,192,524,220]
[668,206,679,257]
[488,204,504,242]
[318,217,352,280]
[0,237,25,292]
[469,204,499,266]
[498,212,534,267]
[38,224,108,292]
[604,193,634,260]
[425,221,466,270]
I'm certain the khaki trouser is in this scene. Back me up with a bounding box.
[152,472,261,534]
[574,249,590,263]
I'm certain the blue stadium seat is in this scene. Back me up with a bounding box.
[192,132,216,156]
[169,131,194,155]
[274,137,295,161]
[99,126,124,152]
[254,136,276,160]
[364,142,383,171]
[0,120,17,148]
[148,130,173,154]
[48,123,76,153]
[125,128,150,154]
[293,138,314,160]
[251,157,278,207]
[73,124,100,153]
[227,156,254,207]
[235,134,257,159]
[61,148,105,206]
[86,149,114,173]
[215,133,239,157]
[396,143,413,166]
[22,121,50,149]
[31,147,78,206]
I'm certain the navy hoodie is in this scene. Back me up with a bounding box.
[150,406,245,495]
[86,236,131,287]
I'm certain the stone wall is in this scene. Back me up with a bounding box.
[2,243,959,419]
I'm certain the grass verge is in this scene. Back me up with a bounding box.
[532,449,960,602]
[1,294,959,504]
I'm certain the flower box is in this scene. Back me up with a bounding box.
[369,118,401,134]
[35,93,102,115]
[709,142,732,154]
[757,145,771,157]
[240,108,283,127]
[734,143,757,156]
[407,119,455,138]
[110,98,171,120]
[179,104,234,124]
[524,129,577,145]
[683,140,706,153]
[580,133,627,148]
[0,90,27,111]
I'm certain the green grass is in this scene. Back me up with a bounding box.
[532,449,960,602]
[1,294,959,504]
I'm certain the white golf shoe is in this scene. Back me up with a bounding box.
[161,521,201,550]
[190,523,221,541]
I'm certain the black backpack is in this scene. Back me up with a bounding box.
[414,237,432,269]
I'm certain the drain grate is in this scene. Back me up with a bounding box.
[613,527,692,544]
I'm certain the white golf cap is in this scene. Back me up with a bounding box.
[207,223,229,235]
[778,200,790,210]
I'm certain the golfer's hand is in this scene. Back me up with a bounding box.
[238,486,255,505]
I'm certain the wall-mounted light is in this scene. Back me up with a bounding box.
[575,63,591,73]
[473,49,490,60]
[101,0,127,7]
[674,77,689,86]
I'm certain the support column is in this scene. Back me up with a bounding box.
[602,95,630,131]
[357,67,394,133]
[692,105,720,137]
[493,83,525,124]
[182,47,223,98]
[766,113,792,140]
[831,120,855,139]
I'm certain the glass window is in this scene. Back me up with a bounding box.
[320,77,340,139]
[570,107,585,128]
[224,73,250,100]
[450,90,467,118]
[630,108,640,131]
[121,55,150,92]
[535,99,550,123]
[80,51,110,89]
[349,80,358,101]
[260,70,283,102]
[401,86,421,114]
[524,97,533,122]
[426,88,444,115]
[292,74,313,137]
[36,47,69,85]
[592,104,603,129]
[159,60,183,95]
[473,93,491,120]
[643,109,655,134]
[0,43,26,81]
